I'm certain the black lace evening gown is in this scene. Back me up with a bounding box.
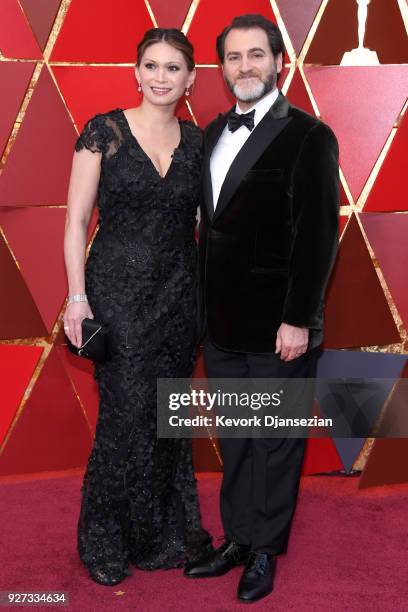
[74,109,212,578]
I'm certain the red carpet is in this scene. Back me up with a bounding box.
[1,472,407,611]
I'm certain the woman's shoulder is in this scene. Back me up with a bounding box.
[180,118,203,148]
[83,108,123,129]
[75,108,124,154]
[180,118,202,134]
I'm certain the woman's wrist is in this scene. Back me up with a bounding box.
[67,293,88,305]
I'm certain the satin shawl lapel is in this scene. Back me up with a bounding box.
[213,93,292,221]
[203,112,230,221]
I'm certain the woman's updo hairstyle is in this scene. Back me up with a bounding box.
[137,28,195,72]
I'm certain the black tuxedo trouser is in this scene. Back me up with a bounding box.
[203,338,320,556]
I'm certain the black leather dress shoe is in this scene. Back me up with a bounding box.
[184,540,250,578]
[238,552,276,603]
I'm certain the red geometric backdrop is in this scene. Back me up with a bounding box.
[1,0,407,487]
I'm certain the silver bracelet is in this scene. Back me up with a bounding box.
[67,293,88,305]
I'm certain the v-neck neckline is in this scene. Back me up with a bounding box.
[120,109,183,180]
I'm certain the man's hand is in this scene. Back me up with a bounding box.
[275,323,309,362]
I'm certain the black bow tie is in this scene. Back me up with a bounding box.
[227,109,255,133]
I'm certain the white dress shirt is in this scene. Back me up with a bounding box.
[210,88,280,209]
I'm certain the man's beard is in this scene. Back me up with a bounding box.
[226,71,277,104]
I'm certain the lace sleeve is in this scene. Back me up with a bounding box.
[75,114,107,155]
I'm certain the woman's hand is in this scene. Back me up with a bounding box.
[63,302,94,348]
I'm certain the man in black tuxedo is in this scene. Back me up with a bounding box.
[184,14,339,603]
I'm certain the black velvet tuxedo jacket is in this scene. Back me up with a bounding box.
[198,91,340,353]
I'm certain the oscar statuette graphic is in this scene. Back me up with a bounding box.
[341,0,380,65]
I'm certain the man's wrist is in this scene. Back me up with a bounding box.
[281,321,309,331]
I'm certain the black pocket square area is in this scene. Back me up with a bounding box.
[66,318,109,363]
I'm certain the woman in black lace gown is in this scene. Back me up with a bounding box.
[63,29,212,586]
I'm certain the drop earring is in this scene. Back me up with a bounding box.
[185,88,190,97]
[138,83,142,92]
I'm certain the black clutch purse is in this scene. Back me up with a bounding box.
[66,318,109,363]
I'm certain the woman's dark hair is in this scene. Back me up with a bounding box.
[216,14,286,66]
[137,28,195,71]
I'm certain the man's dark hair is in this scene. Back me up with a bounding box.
[216,13,286,73]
